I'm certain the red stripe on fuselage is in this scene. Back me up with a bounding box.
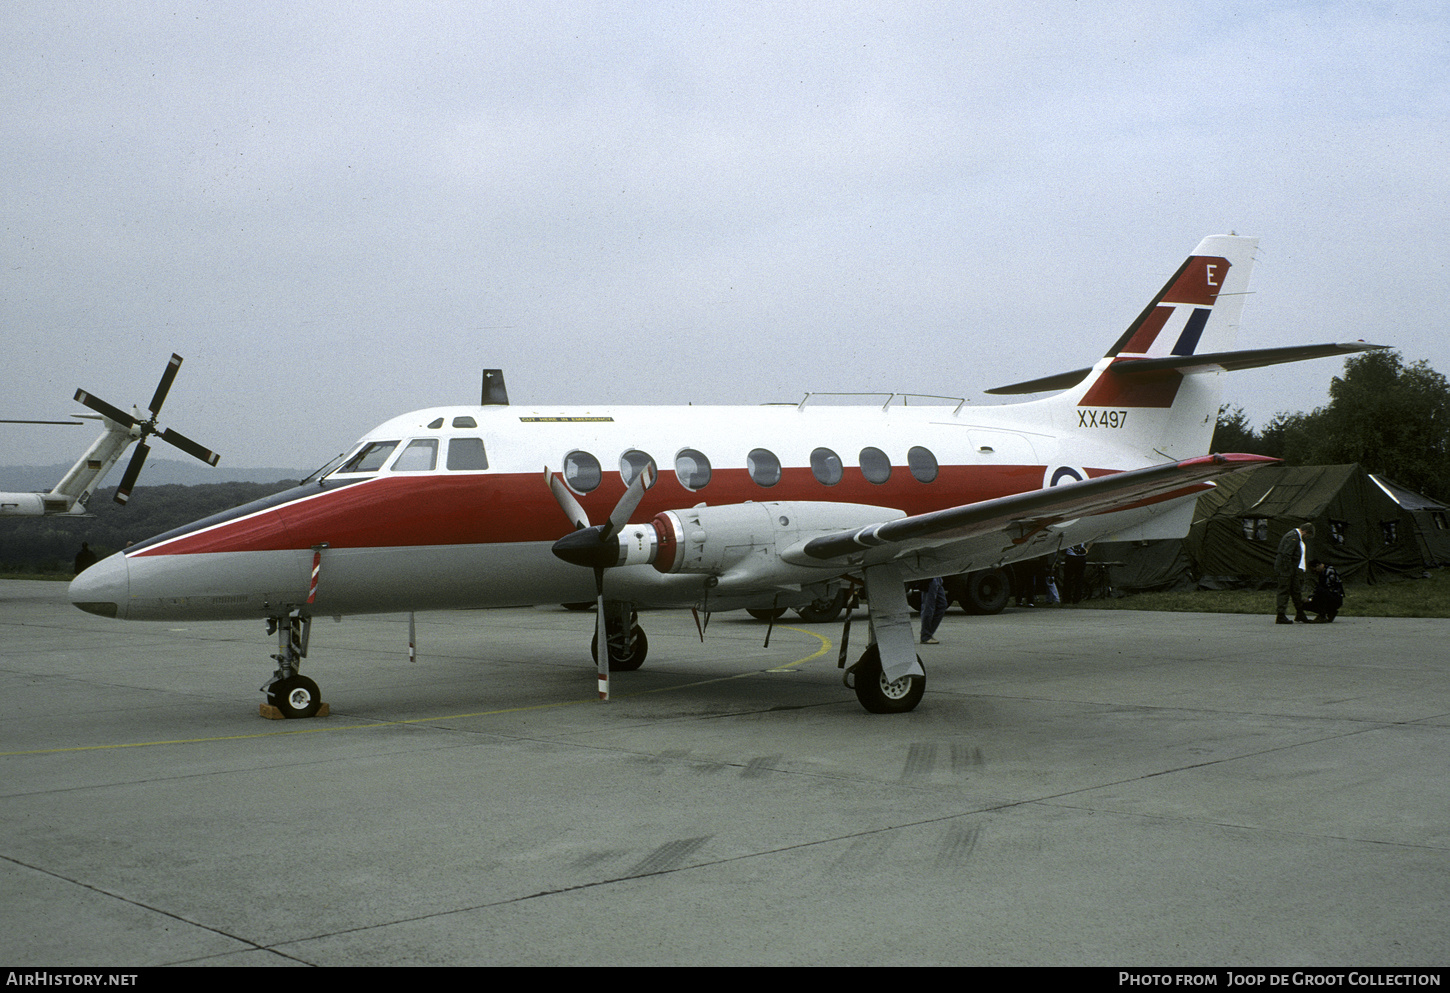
[134,463,1064,557]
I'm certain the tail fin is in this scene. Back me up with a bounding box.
[1089,234,1258,386]
[1034,235,1259,460]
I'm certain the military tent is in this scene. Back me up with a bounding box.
[1367,474,1450,567]
[1083,470,1256,594]
[1184,464,1445,584]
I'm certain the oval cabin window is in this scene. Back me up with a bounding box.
[859,447,891,484]
[748,448,781,487]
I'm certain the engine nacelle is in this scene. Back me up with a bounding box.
[648,502,902,579]
[551,501,904,590]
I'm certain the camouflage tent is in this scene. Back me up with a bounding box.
[1184,464,1448,585]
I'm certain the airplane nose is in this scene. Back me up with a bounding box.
[69,551,129,619]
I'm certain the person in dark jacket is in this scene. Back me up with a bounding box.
[73,542,97,574]
[1274,522,1315,624]
[1306,560,1344,622]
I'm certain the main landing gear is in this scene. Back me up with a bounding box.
[839,564,928,714]
[844,644,926,714]
[261,610,325,719]
[591,603,648,671]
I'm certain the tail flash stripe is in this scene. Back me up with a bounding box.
[1120,306,1174,354]
[1163,255,1231,306]
[1106,258,1192,356]
[1171,308,1212,356]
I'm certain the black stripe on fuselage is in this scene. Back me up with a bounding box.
[125,478,367,554]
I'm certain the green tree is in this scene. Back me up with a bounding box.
[1269,351,1450,501]
[1211,405,1266,454]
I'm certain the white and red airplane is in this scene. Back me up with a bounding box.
[68,235,1380,716]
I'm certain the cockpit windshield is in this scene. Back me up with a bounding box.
[335,440,400,474]
[301,451,349,485]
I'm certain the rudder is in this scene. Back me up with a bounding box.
[1061,235,1259,459]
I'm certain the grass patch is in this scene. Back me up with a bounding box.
[1070,567,1450,618]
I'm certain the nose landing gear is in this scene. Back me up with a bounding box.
[261,610,326,719]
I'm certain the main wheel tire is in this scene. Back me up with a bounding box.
[269,675,322,719]
[851,644,925,714]
[746,607,789,621]
[591,625,649,671]
[795,591,846,623]
[959,568,1010,615]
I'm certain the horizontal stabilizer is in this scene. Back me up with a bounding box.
[986,342,1387,395]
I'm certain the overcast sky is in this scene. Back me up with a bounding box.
[4,1,1446,472]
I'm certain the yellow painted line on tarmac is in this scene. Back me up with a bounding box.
[765,626,832,671]
[0,627,836,757]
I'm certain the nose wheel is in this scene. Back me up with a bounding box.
[269,674,323,719]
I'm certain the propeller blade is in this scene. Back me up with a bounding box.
[603,463,655,540]
[545,467,591,530]
[596,571,609,700]
[160,427,221,466]
[114,442,150,505]
[148,353,183,416]
[74,390,136,429]
[552,464,657,569]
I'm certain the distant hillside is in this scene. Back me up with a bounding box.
[2,459,306,491]
[1,478,300,574]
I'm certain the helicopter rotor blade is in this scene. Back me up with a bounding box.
[114,442,150,505]
[74,390,137,430]
[160,427,221,466]
[147,353,183,416]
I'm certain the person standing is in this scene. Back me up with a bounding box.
[1063,543,1089,604]
[73,542,97,574]
[919,577,948,645]
[1274,522,1315,624]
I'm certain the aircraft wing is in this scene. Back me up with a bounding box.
[793,453,1276,565]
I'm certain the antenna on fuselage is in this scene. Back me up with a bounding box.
[482,369,509,406]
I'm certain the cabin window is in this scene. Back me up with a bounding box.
[452,416,478,429]
[427,418,445,429]
[1241,517,1269,541]
[337,441,399,474]
[908,446,938,483]
[811,448,843,486]
[675,449,711,491]
[390,439,438,471]
[564,450,602,494]
[748,448,781,487]
[620,449,656,487]
[859,447,891,484]
[447,437,489,471]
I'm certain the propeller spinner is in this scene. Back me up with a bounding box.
[544,463,656,699]
[74,353,221,505]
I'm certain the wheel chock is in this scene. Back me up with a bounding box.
[259,702,330,720]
